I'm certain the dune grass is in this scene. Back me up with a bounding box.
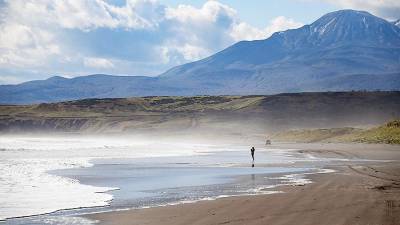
[272,120,400,145]
[344,120,400,144]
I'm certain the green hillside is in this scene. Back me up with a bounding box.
[344,120,400,144]
[0,92,399,134]
[272,120,400,144]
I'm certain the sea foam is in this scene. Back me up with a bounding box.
[0,136,212,220]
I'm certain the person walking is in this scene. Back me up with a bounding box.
[250,146,255,167]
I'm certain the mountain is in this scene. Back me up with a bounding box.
[160,10,400,94]
[393,19,400,28]
[1,10,400,104]
[0,74,194,104]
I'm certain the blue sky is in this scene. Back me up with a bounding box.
[162,0,339,27]
[0,0,398,84]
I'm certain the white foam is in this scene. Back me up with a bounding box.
[0,136,325,221]
[270,168,336,187]
[0,136,218,220]
[0,157,118,220]
[149,191,283,208]
[22,215,99,225]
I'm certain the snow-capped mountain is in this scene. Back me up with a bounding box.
[1,10,400,104]
[160,10,400,94]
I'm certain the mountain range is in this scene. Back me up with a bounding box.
[1,9,400,104]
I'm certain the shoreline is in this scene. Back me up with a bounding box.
[2,144,310,223]
[85,143,400,225]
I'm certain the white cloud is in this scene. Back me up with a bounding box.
[161,1,238,61]
[0,22,60,68]
[230,16,303,41]
[162,1,302,61]
[230,22,266,41]
[265,16,304,36]
[165,0,236,24]
[0,75,25,84]
[163,44,211,62]
[0,0,162,72]
[84,57,114,69]
[4,0,163,31]
[0,0,303,83]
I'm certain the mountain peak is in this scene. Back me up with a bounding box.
[275,9,400,48]
[311,9,382,31]
[161,9,400,82]
[311,9,372,30]
[324,9,372,17]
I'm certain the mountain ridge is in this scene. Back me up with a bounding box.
[1,9,400,104]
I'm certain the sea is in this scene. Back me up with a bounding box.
[0,135,338,224]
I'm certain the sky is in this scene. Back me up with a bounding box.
[0,0,399,84]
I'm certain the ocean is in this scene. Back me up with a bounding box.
[0,135,335,224]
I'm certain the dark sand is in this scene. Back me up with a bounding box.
[87,143,400,225]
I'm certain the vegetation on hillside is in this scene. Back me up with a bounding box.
[272,120,400,144]
[0,96,263,118]
[0,92,399,134]
[346,120,400,144]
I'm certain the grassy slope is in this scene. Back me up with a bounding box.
[0,92,399,133]
[0,96,265,133]
[272,120,400,144]
[0,96,263,117]
[342,120,400,144]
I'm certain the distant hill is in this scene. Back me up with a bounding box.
[272,120,400,144]
[1,10,400,104]
[0,91,399,134]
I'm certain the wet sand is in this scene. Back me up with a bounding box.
[87,143,400,225]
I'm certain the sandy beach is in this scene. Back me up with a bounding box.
[2,1,400,224]
[87,143,400,225]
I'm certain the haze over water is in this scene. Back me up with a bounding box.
[0,135,334,224]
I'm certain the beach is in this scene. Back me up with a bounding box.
[1,137,399,225]
[1,136,322,224]
[87,143,400,225]
[2,1,400,224]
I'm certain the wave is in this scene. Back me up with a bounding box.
[0,136,230,220]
